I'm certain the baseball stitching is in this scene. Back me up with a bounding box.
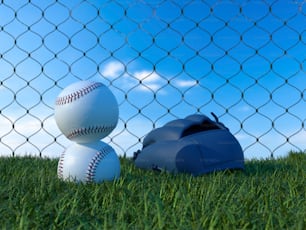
[67,125,116,140]
[57,152,65,179]
[55,82,104,105]
[85,145,113,182]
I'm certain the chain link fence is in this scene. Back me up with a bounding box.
[0,0,305,159]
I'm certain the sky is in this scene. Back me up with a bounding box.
[0,0,305,159]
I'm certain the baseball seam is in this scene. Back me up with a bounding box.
[67,125,116,140]
[55,82,104,105]
[57,152,65,179]
[86,145,112,183]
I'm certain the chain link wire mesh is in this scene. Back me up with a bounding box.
[0,0,305,158]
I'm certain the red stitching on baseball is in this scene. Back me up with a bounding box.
[67,125,116,140]
[57,152,65,179]
[85,145,112,182]
[56,82,104,105]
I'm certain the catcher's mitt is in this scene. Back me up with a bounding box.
[133,113,244,176]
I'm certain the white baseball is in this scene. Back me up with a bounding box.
[54,80,119,143]
[57,141,120,183]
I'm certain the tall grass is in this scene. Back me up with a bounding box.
[0,152,305,229]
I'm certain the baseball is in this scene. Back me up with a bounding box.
[57,141,120,183]
[54,80,119,143]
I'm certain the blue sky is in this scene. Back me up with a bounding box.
[0,0,305,159]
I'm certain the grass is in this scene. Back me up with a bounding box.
[0,152,305,229]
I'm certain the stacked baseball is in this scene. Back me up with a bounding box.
[54,80,120,183]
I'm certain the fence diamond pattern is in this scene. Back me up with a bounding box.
[0,0,305,158]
